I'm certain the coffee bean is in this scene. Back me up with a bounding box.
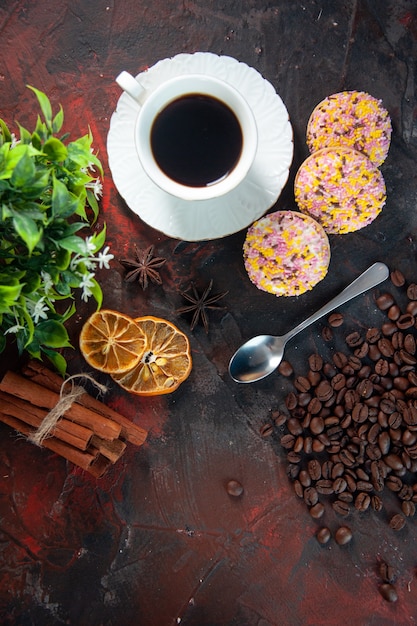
[387,304,401,321]
[366,327,381,343]
[379,583,398,603]
[226,479,244,497]
[315,380,334,402]
[285,392,298,410]
[339,449,356,467]
[322,326,333,341]
[404,333,416,355]
[280,434,295,449]
[357,379,374,399]
[401,500,416,516]
[293,480,304,498]
[307,397,322,415]
[407,300,417,316]
[333,477,347,494]
[309,502,325,519]
[397,313,415,330]
[287,451,301,463]
[308,353,323,372]
[368,344,382,361]
[333,352,348,368]
[316,527,331,544]
[272,410,287,427]
[345,331,363,348]
[390,269,405,287]
[260,422,274,437]
[371,495,383,511]
[316,479,334,495]
[331,372,347,391]
[376,293,395,311]
[278,360,294,377]
[382,322,398,336]
[378,431,391,455]
[309,416,325,435]
[379,561,397,583]
[307,459,321,481]
[332,500,350,516]
[378,338,395,358]
[303,486,319,506]
[389,513,406,530]
[287,418,303,436]
[335,526,353,545]
[407,283,417,300]
[355,492,371,511]
[352,403,369,423]
[294,376,311,392]
[384,454,403,471]
[328,312,344,327]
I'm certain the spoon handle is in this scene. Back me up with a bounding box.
[283,262,389,342]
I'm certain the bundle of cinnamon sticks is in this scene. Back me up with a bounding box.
[0,360,147,477]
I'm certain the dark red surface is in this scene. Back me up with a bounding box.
[1,1,417,625]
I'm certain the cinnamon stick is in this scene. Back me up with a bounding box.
[0,371,121,441]
[0,391,93,451]
[23,360,147,446]
[0,411,98,472]
[90,434,126,463]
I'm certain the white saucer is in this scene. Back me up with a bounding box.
[107,52,293,241]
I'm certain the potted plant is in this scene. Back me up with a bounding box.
[0,86,113,374]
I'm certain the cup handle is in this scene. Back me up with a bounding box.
[116,71,145,103]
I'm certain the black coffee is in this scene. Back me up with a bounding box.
[150,94,242,187]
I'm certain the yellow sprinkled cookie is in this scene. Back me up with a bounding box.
[306,90,392,166]
[294,147,386,235]
[243,210,330,297]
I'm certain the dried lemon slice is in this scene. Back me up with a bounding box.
[79,310,146,374]
[112,316,192,396]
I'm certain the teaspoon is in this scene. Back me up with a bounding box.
[229,262,389,383]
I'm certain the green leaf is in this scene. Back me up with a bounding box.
[85,189,99,224]
[89,224,107,252]
[0,119,12,144]
[0,282,23,313]
[89,277,103,309]
[58,235,88,254]
[27,85,53,126]
[51,176,79,218]
[52,105,64,134]
[42,348,68,375]
[17,123,32,145]
[43,137,68,162]
[10,149,36,187]
[12,212,43,254]
[35,319,71,348]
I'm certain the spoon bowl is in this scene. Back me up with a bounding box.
[229,262,389,383]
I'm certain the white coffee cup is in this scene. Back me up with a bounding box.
[116,70,258,201]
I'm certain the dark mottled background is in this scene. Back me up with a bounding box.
[1,1,417,625]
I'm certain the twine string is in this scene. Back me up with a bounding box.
[29,373,108,446]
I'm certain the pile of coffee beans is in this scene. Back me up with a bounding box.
[267,268,417,601]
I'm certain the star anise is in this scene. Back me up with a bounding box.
[120,245,166,290]
[177,280,228,333]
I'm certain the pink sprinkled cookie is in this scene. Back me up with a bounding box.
[306,91,392,166]
[243,210,330,297]
[294,147,386,235]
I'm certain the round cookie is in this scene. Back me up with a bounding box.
[294,147,386,235]
[306,91,392,166]
[243,210,330,297]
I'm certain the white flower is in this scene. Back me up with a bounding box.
[4,323,25,335]
[96,246,114,269]
[10,133,20,148]
[26,296,49,323]
[79,272,95,301]
[41,270,54,294]
[84,236,97,254]
[86,177,103,200]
